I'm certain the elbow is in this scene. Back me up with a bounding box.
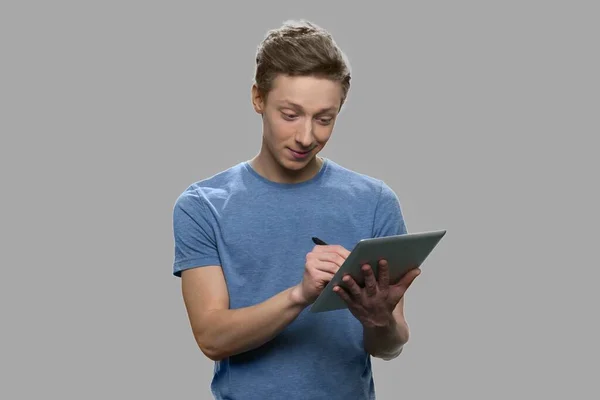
[200,345,224,362]
[383,345,404,361]
[369,345,404,361]
[190,312,233,361]
[194,334,227,362]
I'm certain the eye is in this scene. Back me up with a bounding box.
[281,112,298,121]
[318,117,333,125]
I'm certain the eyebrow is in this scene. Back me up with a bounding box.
[279,100,338,114]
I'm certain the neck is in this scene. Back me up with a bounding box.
[250,145,323,184]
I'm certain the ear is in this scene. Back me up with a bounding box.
[251,84,265,114]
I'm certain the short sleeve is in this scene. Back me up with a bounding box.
[172,190,221,277]
[372,180,408,238]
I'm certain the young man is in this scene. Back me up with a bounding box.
[172,20,421,399]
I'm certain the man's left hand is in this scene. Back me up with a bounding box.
[333,260,421,328]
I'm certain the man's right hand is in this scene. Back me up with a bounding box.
[291,244,351,306]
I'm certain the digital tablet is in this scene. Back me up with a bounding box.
[310,229,447,313]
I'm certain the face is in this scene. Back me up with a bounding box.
[251,74,343,181]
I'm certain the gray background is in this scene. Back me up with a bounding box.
[2,1,598,399]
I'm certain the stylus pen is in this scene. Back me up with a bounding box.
[312,237,328,245]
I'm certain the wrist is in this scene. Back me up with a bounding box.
[289,285,310,308]
[363,312,397,332]
[364,314,410,344]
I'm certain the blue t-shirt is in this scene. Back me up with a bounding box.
[172,158,407,400]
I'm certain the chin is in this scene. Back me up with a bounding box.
[279,158,310,171]
[278,153,314,171]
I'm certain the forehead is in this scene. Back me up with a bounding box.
[268,75,342,112]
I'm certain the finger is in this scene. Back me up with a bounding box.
[342,274,362,298]
[377,259,389,291]
[405,268,422,288]
[313,270,336,287]
[394,267,421,290]
[333,285,353,305]
[312,244,327,253]
[306,253,344,274]
[311,250,346,268]
[320,252,347,269]
[313,244,351,260]
[362,264,377,296]
[332,245,351,260]
[313,260,341,275]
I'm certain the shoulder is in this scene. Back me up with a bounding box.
[174,162,246,212]
[325,158,402,217]
[324,158,395,199]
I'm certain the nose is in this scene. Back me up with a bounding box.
[294,119,314,148]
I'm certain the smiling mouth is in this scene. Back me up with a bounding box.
[288,147,315,159]
[289,147,314,154]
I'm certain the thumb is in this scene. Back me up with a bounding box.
[394,267,421,290]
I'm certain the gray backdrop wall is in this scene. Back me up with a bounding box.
[2,1,598,399]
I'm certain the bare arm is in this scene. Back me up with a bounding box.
[363,296,411,360]
[333,260,420,361]
[181,265,309,361]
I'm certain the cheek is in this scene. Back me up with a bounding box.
[314,125,334,145]
[267,116,296,141]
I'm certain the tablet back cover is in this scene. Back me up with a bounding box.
[310,229,446,313]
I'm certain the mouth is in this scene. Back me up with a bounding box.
[288,147,314,159]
